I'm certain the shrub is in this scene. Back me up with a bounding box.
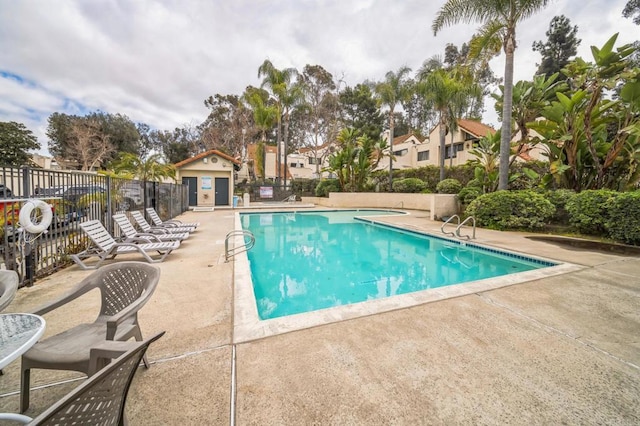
[565,190,618,235]
[291,179,319,196]
[466,190,555,230]
[314,179,341,197]
[605,191,640,245]
[392,178,427,193]
[544,189,576,225]
[457,186,482,205]
[436,178,462,194]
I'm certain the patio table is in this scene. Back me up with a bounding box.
[0,313,46,370]
[0,313,45,422]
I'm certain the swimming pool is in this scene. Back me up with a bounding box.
[240,210,556,320]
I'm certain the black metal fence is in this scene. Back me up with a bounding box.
[1,166,188,287]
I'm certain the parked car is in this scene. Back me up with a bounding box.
[118,183,143,211]
[0,184,12,198]
[63,185,106,220]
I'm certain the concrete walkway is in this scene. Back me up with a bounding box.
[1,208,638,425]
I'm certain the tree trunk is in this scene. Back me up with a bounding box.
[499,36,515,190]
[439,117,446,181]
[388,110,394,192]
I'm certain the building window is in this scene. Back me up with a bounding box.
[445,144,465,159]
[393,148,408,156]
[418,151,429,161]
[289,162,303,168]
[308,157,317,165]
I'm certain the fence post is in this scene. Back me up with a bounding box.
[20,167,35,286]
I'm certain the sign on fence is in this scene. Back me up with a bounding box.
[259,186,273,199]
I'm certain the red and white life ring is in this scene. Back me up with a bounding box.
[19,199,53,234]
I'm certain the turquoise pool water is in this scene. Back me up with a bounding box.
[240,210,555,320]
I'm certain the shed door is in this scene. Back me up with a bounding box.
[182,177,197,206]
[215,178,229,206]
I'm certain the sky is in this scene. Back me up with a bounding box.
[1,0,638,156]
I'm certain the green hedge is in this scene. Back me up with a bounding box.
[605,191,640,245]
[315,179,341,197]
[544,189,576,225]
[466,190,555,230]
[436,178,462,194]
[458,186,482,205]
[565,190,618,235]
[392,178,428,193]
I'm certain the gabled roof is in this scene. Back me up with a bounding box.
[457,119,495,138]
[173,149,241,168]
[392,133,422,146]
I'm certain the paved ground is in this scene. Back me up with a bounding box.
[1,207,638,425]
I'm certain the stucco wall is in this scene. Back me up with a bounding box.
[302,193,458,221]
[176,156,235,207]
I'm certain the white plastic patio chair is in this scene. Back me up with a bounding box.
[70,220,180,270]
[112,213,189,242]
[145,207,199,229]
[131,211,195,234]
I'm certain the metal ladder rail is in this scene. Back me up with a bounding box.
[225,230,255,262]
[455,216,476,240]
[440,215,460,237]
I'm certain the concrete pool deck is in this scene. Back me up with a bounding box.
[1,207,638,424]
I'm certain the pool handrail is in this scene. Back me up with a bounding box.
[440,215,460,237]
[225,230,255,262]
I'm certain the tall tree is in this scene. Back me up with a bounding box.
[433,0,551,190]
[623,0,640,24]
[68,116,115,171]
[532,15,581,79]
[0,121,40,167]
[201,94,251,156]
[296,65,340,176]
[374,66,413,191]
[46,111,140,167]
[339,84,384,141]
[243,86,277,180]
[258,60,301,186]
[418,64,480,180]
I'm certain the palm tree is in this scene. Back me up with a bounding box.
[433,0,551,190]
[419,65,478,180]
[258,60,301,187]
[111,152,176,182]
[244,88,277,180]
[374,66,413,191]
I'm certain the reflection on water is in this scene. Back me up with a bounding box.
[242,211,547,320]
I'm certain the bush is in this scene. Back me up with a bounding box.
[392,178,427,193]
[565,190,618,235]
[466,190,556,230]
[314,179,341,197]
[457,186,482,205]
[436,178,462,194]
[291,179,319,196]
[544,189,576,225]
[605,191,640,245]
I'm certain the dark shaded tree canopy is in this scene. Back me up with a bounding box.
[532,15,581,79]
[338,84,384,141]
[623,0,640,24]
[0,121,40,166]
[46,111,140,168]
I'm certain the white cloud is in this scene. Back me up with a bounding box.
[0,0,637,155]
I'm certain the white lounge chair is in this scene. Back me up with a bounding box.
[70,220,180,270]
[131,210,195,234]
[146,207,200,229]
[112,213,189,242]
